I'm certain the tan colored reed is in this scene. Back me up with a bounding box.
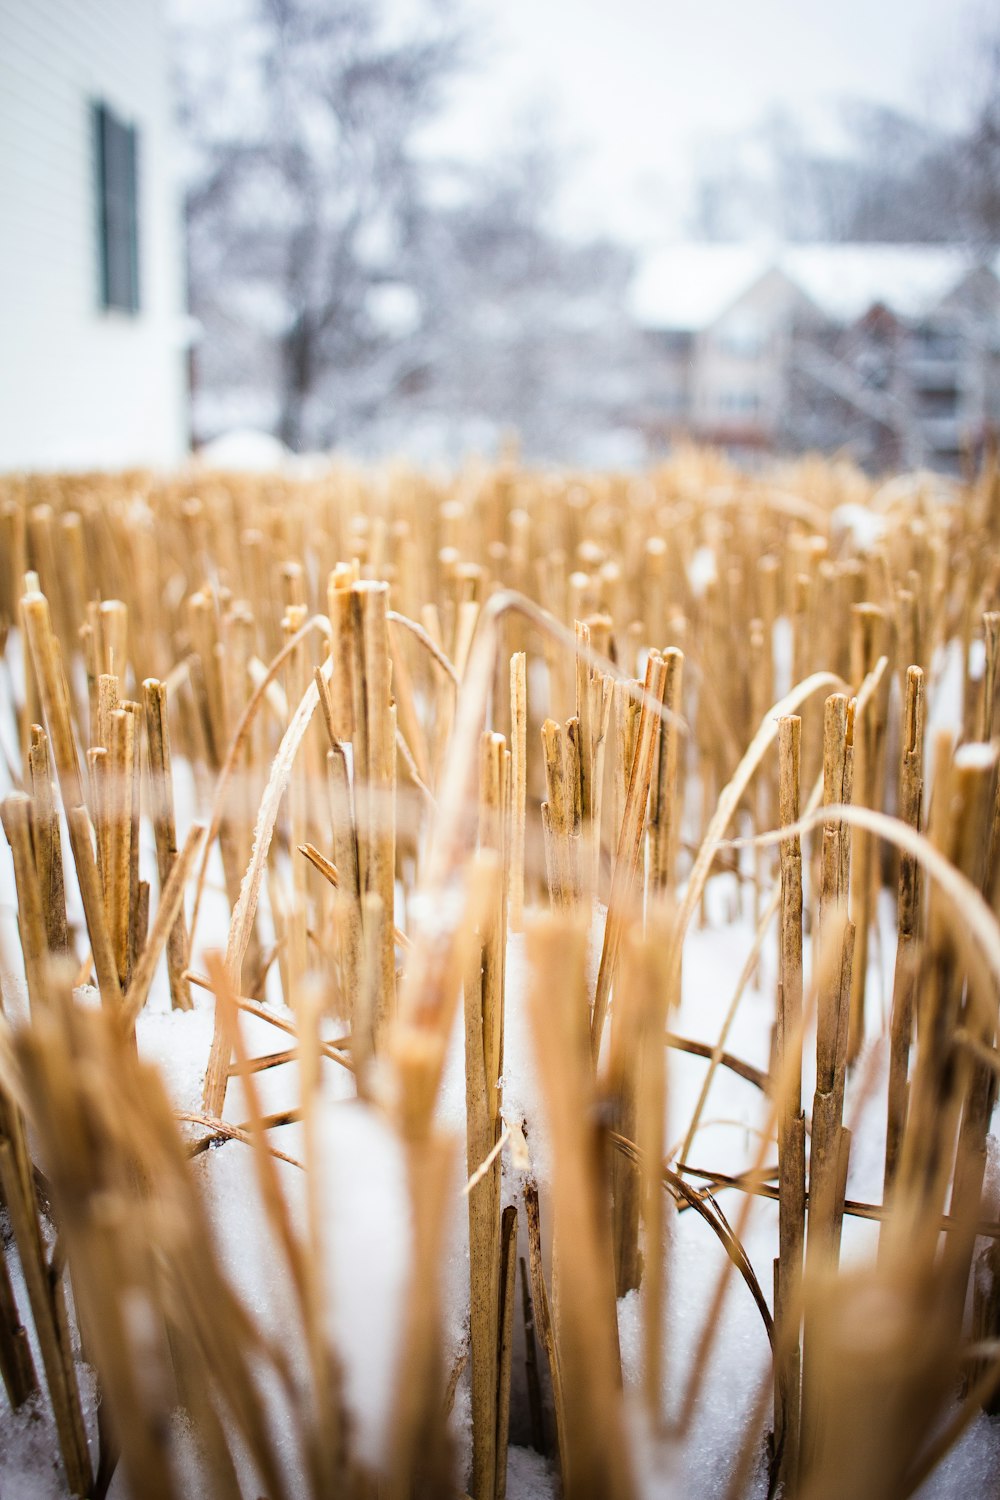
[3,452,1000,1500]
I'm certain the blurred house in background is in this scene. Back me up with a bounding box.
[0,0,188,470]
[633,244,1000,471]
[1,0,995,476]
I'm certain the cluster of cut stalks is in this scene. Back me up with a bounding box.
[0,452,999,1500]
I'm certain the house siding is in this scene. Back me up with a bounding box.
[0,0,187,469]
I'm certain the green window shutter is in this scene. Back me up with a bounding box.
[94,100,140,314]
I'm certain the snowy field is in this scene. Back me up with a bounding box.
[1,461,999,1498]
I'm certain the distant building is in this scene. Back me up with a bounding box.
[631,245,1000,471]
[0,0,189,470]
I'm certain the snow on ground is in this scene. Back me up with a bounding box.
[314,1096,415,1466]
[505,1443,558,1499]
[917,1414,1000,1499]
[197,429,293,472]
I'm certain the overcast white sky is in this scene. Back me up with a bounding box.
[416,0,991,243]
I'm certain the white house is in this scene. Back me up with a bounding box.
[631,244,1000,471]
[0,0,189,471]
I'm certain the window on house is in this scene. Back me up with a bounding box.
[911,323,959,360]
[719,388,760,416]
[93,101,139,314]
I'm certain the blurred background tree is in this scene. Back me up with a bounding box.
[174,0,642,460]
[689,20,1000,251]
[173,1,998,467]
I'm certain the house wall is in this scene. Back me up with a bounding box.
[633,329,693,446]
[689,269,818,450]
[0,0,187,470]
[933,269,1000,465]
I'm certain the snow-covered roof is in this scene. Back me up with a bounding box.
[631,243,1000,332]
[630,245,772,332]
[780,245,986,323]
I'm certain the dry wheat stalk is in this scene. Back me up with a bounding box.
[2,454,1000,1500]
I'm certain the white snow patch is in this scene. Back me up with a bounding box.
[831,502,886,552]
[197,429,292,472]
[688,546,718,600]
[505,1444,558,1499]
[136,999,216,1123]
[314,1095,415,1468]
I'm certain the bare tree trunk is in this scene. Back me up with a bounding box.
[278,314,313,452]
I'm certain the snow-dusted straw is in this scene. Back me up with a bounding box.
[2,451,1000,1500]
